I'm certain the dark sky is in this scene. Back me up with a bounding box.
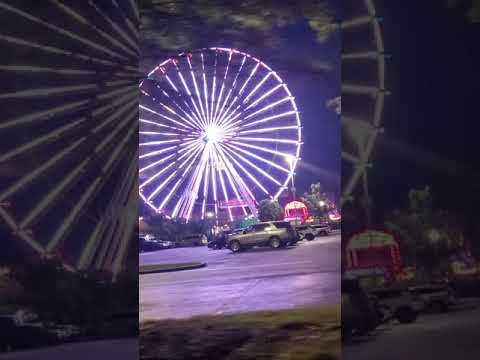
[279,21,341,199]
[370,1,480,221]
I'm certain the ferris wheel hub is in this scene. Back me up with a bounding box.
[203,124,225,144]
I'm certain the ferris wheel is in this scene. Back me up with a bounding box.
[340,0,389,209]
[139,48,302,222]
[0,1,138,274]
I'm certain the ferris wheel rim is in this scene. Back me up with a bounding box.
[139,47,302,221]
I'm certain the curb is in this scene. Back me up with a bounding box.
[139,262,206,274]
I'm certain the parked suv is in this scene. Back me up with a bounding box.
[227,221,298,252]
[371,287,423,324]
[408,284,456,313]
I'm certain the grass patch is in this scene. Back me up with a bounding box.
[139,263,205,274]
[140,305,340,360]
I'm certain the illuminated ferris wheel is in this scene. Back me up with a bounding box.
[0,1,138,274]
[340,0,389,208]
[139,48,302,222]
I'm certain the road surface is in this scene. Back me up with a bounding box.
[0,339,138,360]
[140,234,341,321]
[343,303,480,359]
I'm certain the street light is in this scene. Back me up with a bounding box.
[318,200,326,207]
[428,229,441,244]
[285,155,297,201]
[206,212,214,218]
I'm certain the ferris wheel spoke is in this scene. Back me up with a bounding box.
[244,85,285,115]
[241,71,273,105]
[19,157,91,229]
[158,90,205,131]
[208,50,219,126]
[214,54,247,127]
[200,52,211,125]
[200,159,211,219]
[173,62,206,128]
[211,145,233,221]
[220,145,270,195]
[216,61,259,128]
[97,85,136,101]
[46,124,137,253]
[241,110,298,129]
[147,171,178,202]
[51,0,137,58]
[186,55,208,125]
[139,119,189,134]
[111,0,139,41]
[88,1,138,53]
[158,144,204,207]
[0,117,87,163]
[141,162,176,193]
[214,144,248,215]
[185,146,211,220]
[0,2,128,61]
[212,50,233,124]
[0,34,118,67]
[93,98,136,134]
[235,136,299,145]
[139,139,182,146]
[217,145,256,202]
[222,145,282,186]
[0,137,85,203]
[237,125,299,135]
[218,106,244,131]
[94,108,137,154]
[230,140,294,159]
[139,153,176,173]
[139,145,178,159]
[224,143,290,174]
[171,146,206,217]
[140,105,196,131]
[0,99,90,130]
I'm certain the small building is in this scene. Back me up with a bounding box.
[284,201,309,224]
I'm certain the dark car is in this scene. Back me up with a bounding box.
[207,230,231,249]
[176,234,208,247]
[139,236,173,253]
[408,284,457,313]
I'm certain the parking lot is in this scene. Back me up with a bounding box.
[140,233,341,321]
[343,300,480,359]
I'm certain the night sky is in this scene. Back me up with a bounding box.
[370,1,480,222]
[278,21,341,200]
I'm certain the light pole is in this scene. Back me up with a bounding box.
[285,156,296,201]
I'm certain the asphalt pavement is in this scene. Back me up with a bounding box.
[0,339,138,360]
[139,233,341,321]
[342,302,480,359]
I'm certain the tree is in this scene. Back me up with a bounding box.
[257,199,283,222]
[385,186,452,281]
[445,0,480,23]
[301,182,330,220]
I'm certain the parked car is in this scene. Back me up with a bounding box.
[207,230,231,249]
[371,287,423,324]
[294,225,315,241]
[408,284,457,313]
[227,221,298,253]
[342,279,381,340]
[176,234,208,247]
[311,224,331,236]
